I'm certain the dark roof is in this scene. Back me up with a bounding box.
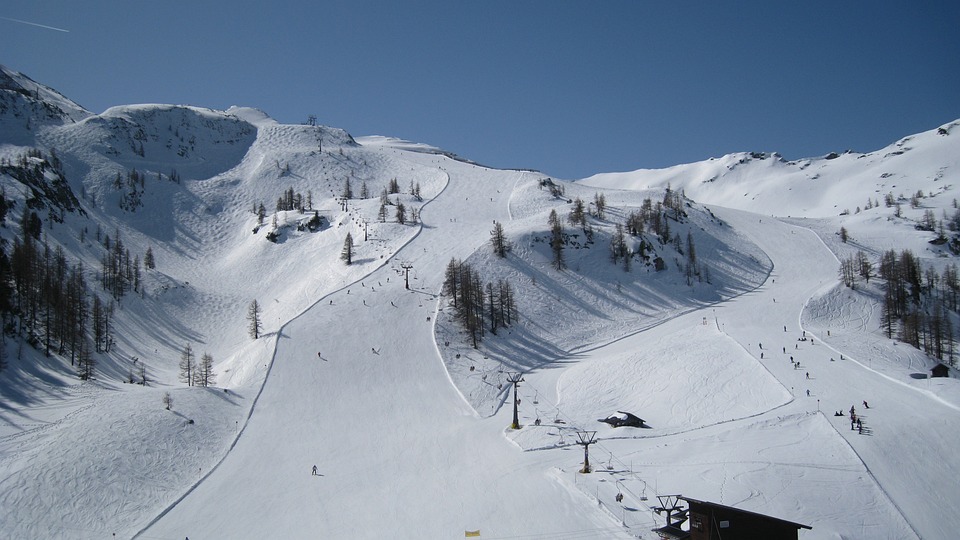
[651,524,690,539]
[680,497,811,530]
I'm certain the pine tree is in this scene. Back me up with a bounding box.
[342,178,353,199]
[248,300,263,339]
[378,203,388,223]
[179,343,195,386]
[395,202,407,224]
[341,233,354,265]
[144,246,155,270]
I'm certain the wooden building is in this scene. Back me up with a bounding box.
[931,363,950,378]
[654,497,811,540]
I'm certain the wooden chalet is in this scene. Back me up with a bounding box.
[652,496,811,540]
[931,363,950,378]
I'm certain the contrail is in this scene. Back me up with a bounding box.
[0,16,70,33]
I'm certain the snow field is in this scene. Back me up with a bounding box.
[2,87,959,539]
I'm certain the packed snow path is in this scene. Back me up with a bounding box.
[138,160,958,539]
[697,209,956,539]
[139,159,631,538]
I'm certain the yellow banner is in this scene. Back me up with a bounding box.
[465,531,481,537]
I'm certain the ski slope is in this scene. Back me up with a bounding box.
[2,65,959,539]
[135,140,957,539]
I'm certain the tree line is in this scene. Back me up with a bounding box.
[442,259,517,348]
[843,248,957,364]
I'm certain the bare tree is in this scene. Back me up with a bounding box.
[179,343,195,386]
[490,221,509,258]
[549,209,565,271]
[248,299,263,339]
[196,352,215,387]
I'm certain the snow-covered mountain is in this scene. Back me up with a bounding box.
[1,64,959,539]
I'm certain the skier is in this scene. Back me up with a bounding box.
[805,372,809,379]
[863,400,869,409]
[312,465,318,476]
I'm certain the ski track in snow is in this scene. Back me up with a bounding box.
[2,102,959,539]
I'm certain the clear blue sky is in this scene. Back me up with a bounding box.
[3,1,959,179]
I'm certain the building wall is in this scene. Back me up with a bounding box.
[687,502,800,540]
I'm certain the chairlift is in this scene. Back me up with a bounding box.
[615,480,625,503]
[533,391,539,405]
[606,453,615,470]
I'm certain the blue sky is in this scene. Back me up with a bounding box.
[3,1,958,179]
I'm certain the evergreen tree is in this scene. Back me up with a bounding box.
[395,201,407,224]
[342,178,353,199]
[341,233,354,265]
[378,202,388,223]
[144,246,155,270]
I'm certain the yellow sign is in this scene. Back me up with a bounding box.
[465,530,481,537]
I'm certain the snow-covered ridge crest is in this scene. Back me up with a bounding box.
[581,119,960,219]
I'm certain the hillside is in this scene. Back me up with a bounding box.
[1,65,959,539]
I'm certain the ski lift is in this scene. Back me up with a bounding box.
[533,391,539,405]
[615,480,625,503]
[606,453,615,470]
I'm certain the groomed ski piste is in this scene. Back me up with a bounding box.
[1,67,959,539]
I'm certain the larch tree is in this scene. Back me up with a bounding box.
[593,192,607,220]
[549,209,565,271]
[179,343,195,387]
[490,221,509,258]
[196,352,215,387]
[248,299,263,339]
